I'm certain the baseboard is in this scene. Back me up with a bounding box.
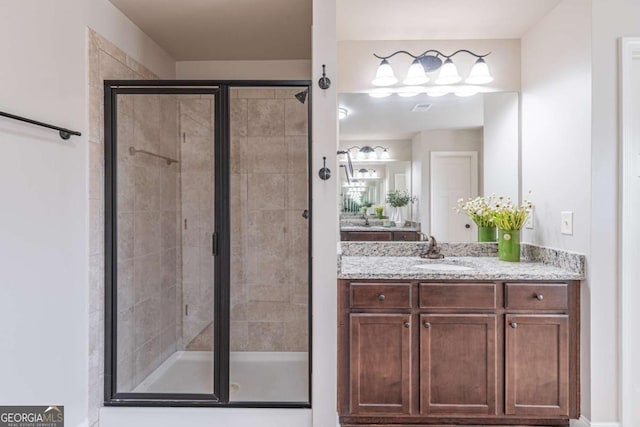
[571,416,621,427]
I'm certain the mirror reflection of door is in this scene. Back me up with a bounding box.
[430,151,478,241]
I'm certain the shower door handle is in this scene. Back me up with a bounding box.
[302,209,310,220]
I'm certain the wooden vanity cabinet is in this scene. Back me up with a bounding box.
[338,280,580,427]
[340,231,419,241]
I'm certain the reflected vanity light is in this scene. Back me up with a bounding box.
[338,107,349,120]
[344,145,392,162]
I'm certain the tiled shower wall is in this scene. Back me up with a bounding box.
[88,29,180,424]
[87,29,181,427]
[115,93,182,391]
[229,88,309,352]
[179,97,215,349]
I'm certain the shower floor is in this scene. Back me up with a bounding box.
[133,351,309,402]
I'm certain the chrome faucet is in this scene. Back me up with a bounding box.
[421,235,444,259]
[361,213,370,226]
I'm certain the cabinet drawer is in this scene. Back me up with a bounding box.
[393,231,418,241]
[350,283,412,309]
[342,231,393,241]
[419,283,496,310]
[505,283,568,310]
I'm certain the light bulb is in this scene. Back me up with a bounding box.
[466,58,494,84]
[403,59,429,85]
[435,58,462,85]
[426,87,450,97]
[368,88,392,98]
[338,107,348,120]
[372,59,398,86]
[454,86,478,97]
[397,86,424,98]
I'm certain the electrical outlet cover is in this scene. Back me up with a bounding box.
[561,211,573,235]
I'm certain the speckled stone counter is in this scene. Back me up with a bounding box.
[339,256,583,281]
[337,241,585,281]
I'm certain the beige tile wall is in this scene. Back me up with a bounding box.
[117,93,182,390]
[179,96,215,349]
[88,29,181,425]
[229,87,309,352]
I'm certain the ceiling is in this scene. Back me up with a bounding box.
[108,0,312,61]
[338,93,484,141]
[108,0,561,62]
[337,0,562,41]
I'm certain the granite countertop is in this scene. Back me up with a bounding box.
[341,226,421,232]
[339,256,583,281]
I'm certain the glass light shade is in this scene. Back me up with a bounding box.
[372,59,398,86]
[368,88,392,98]
[338,107,348,120]
[381,149,390,159]
[357,150,367,160]
[435,58,462,85]
[466,58,494,84]
[403,59,429,85]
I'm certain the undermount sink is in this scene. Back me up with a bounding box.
[412,264,473,272]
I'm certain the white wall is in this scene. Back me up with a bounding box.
[0,2,88,426]
[176,60,311,80]
[311,0,339,426]
[338,39,521,93]
[0,1,174,427]
[591,0,640,425]
[412,129,483,233]
[483,92,519,201]
[520,0,593,422]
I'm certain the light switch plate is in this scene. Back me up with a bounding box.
[561,211,573,235]
[525,209,534,229]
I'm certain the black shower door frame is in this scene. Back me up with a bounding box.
[103,80,313,408]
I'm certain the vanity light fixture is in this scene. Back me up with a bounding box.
[345,145,391,161]
[370,49,492,98]
[338,107,349,120]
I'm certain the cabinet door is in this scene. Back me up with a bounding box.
[505,314,569,416]
[420,314,497,415]
[349,314,412,414]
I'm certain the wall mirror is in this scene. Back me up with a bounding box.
[338,91,520,242]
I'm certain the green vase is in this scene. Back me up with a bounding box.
[478,226,497,242]
[498,229,521,262]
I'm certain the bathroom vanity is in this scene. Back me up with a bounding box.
[337,244,583,427]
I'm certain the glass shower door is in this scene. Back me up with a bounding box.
[107,87,219,399]
[228,86,311,403]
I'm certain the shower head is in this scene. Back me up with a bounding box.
[294,89,308,104]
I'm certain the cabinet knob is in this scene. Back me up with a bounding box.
[423,322,431,328]
[378,294,385,301]
[535,293,544,301]
[510,322,518,329]
[404,321,410,328]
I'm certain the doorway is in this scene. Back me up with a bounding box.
[103,81,312,407]
[430,151,479,241]
[620,37,640,427]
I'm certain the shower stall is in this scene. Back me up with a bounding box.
[104,82,311,406]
